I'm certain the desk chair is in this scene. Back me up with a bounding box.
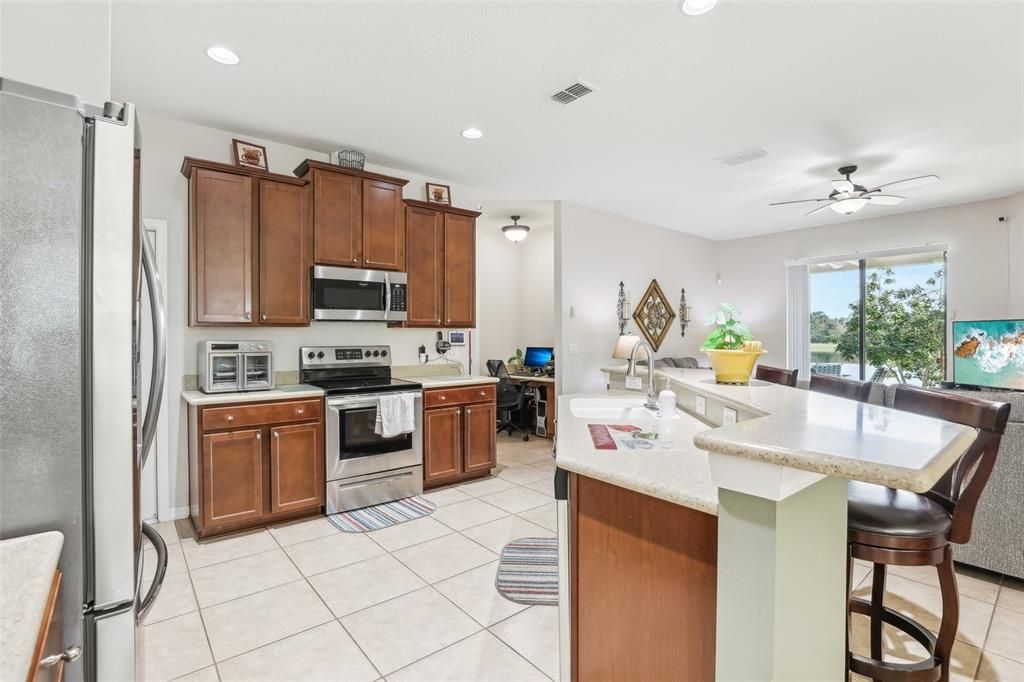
[486,360,531,441]
[809,373,873,403]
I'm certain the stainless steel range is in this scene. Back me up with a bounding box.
[299,345,423,514]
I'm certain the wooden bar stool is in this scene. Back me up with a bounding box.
[846,386,1010,681]
[754,364,799,387]
[809,373,873,402]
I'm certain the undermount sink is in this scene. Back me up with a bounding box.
[570,397,658,420]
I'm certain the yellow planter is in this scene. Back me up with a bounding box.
[701,347,767,385]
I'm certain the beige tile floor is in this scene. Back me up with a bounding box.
[141,433,558,681]
[142,434,1024,681]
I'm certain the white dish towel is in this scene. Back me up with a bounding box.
[375,393,416,438]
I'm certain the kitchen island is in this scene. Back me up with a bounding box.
[555,367,976,681]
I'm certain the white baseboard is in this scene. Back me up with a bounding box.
[163,506,190,522]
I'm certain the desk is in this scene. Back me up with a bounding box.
[508,375,556,438]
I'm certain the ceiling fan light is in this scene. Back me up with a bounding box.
[680,0,718,15]
[829,197,868,215]
[502,215,531,242]
[831,179,854,193]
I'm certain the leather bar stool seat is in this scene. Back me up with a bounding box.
[848,482,952,542]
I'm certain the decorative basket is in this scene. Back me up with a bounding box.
[334,149,366,169]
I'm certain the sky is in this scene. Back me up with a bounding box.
[810,261,944,319]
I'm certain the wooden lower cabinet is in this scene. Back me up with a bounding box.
[423,384,497,488]
[570,473,718,681]
[190,398,324,539]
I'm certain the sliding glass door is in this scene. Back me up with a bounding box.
[808,251,946,386]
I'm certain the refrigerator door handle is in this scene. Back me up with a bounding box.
[137,521,167,620]
[138,227,166,470]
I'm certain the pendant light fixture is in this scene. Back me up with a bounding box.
[502,215,531,243]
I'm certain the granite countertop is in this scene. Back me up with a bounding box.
[0,531,64,682]
[601,366,977,494]
[406,374,500,389]
[181,384,325,406]
[555,392,718,515]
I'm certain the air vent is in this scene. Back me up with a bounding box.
[551,81,595,104]
[715,146,768,167]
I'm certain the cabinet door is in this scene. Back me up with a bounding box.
[443,213,476,327]
[201,429,263,528]
[191,169,254,325]
[463,402,497,474]
[313,170,362,266]
[258,180,311,325]
[362,178,405,271]
[268,422,323,515]
[423,406,463,483]
[405,205,444,327]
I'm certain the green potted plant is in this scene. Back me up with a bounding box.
[699,303,765,384]
[507,348,525,372]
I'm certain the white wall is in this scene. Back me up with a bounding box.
[518,226,556,349]
[556,202,721,394]
[1,1,111,105]
[138,111,482,516]
[716,192,1024,373]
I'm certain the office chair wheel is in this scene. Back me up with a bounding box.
[523,434,530,442]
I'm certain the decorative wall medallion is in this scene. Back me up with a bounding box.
[617,281,627,334]
[632,279,676,351]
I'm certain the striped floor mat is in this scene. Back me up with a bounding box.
[495,537,559,606]
[326,496,436,533]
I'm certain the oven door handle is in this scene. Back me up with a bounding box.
[327,392,422,410]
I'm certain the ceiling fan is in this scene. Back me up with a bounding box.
[770,165,940,217]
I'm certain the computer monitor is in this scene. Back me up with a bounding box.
[523,346,554,368]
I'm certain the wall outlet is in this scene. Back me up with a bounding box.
[625,375,642,390]
[723,407,738,425]
[695,395,707,416]
[568,343,579,355]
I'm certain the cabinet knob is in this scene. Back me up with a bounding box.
[244,311,251,320]
[479,391,486,397]
[439,395,447,401]
[41,645,81,667]
[273,431,279,438]
[352,258,358,263]
[226,415,235,422]
[466,408,471,415]
[296,407,305,415]
[261,313,267,321]
[256,432,261,440]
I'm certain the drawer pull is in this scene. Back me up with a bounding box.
[439,395,447,401]
[479,391,486,397]
[296,407,305,415]
[226,415,235,422]
[41,645,81,667]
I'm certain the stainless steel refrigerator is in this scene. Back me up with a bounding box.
[0,78,167,681]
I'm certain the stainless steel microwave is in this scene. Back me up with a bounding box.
[311,266,408,322]
[198,341,274,393]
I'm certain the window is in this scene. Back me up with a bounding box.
[806,250,946,386]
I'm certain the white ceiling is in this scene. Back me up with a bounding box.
[111,1,1024,240]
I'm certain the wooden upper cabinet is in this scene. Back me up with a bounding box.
[293,160,408,271]
[190,167,254,325]
[182,158,310,327]
[269,422,323,515]
[443,212,476,327]
[258,180,310,325]
[362,179,406,270]
[312,170,362,266]
[201,429,264,528]
[463,402,497,474]
[405,205,444,327]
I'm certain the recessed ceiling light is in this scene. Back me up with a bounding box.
[206,46,240,65]
[680,0,719,16]
[461,128,483,139]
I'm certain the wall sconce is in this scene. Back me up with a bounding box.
[679,288,692,339]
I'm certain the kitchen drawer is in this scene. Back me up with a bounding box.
[424,384,495,409]
[201,399,322,431]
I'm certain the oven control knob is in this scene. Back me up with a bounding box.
[381,350,388,357]
[306,351,315,360]
[372,350,380,357]
[317,351,325,359]
[363,350,370,358]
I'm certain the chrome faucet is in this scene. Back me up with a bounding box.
[626,340,659,410]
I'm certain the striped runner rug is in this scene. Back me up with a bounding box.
[326,496,436,533]
[495,537,559,605]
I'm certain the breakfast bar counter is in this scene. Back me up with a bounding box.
[557,368,977,681]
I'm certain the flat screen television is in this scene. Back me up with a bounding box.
[952,319,1024,391]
